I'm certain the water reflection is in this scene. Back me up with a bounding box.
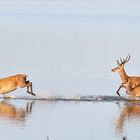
[123,137,127,140]
[116,101,140,134]
[0,99,34,126]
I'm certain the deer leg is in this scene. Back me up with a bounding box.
[26,101,35,114]
[116,85,123,96]
[3,94,7,98]
[126,90,131,95]
[2,94,10,99]
[26,81,35,96]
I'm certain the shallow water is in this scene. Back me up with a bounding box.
[0,0,140,140]
[0,98,140,140]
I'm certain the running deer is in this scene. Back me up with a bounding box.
[112,55,140,96]
[0,74,35,98]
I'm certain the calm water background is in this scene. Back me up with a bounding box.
[0,0,140,139]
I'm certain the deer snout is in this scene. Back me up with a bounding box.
[111,68,115,72]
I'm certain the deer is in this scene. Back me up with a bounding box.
[112,55,140,96]
[0,74,35,98]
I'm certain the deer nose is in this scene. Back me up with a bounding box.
[111,69,115,72]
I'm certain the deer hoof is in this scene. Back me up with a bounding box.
[116,92,120,96]
[27,91,35,96]
[32,93,36,96]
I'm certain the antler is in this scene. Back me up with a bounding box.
[117,55,131,65]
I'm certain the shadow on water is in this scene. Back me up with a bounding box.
[0,99,35,126]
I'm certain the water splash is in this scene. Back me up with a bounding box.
[2,94,140,101]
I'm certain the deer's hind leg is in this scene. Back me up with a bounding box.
[2,88,17,98]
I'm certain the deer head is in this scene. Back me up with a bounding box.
[112,55,131,73]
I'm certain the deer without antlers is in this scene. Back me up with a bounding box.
[0,74,35,98]
[112,55,140,96]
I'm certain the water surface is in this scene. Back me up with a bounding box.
[0,99,140,140]
[0,0,140,139]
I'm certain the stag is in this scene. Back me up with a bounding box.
[112,55,140,96]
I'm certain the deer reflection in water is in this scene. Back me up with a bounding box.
[116,101,140,133]
[0,99,34,126]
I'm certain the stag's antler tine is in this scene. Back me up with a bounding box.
[117,60,120,65]
[125,55,131,63]
[126,55,129,61]
[123,58,126,62]
[128,55,131,61]
[120,58,123,63]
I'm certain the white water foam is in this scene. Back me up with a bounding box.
[2,94,140,101]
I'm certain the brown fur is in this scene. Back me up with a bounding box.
[122,80,140,97]
[112,55,140,96]
[0,74,35,97]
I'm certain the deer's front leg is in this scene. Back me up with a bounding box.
[116,85,123,96]
[26,81,35,96]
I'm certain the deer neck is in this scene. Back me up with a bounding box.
[119,68,128,83]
